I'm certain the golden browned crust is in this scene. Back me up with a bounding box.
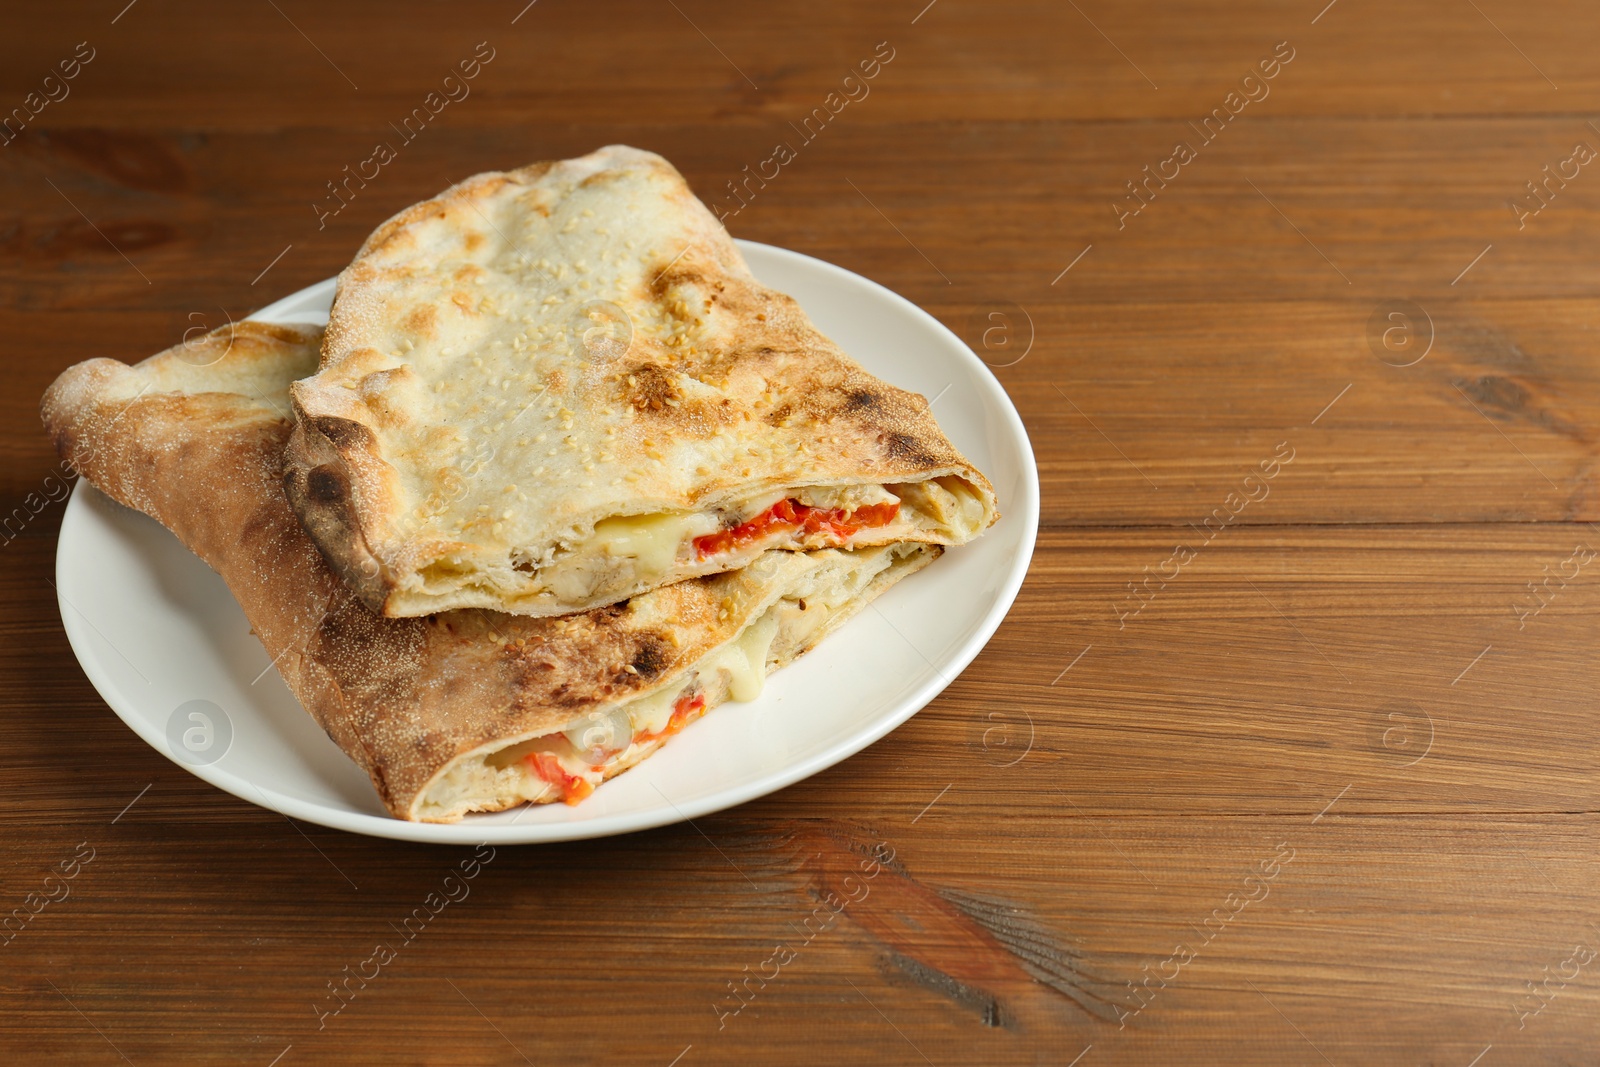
[285,144,996,618]
[43,323,937,821]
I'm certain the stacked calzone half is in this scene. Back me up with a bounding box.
[285,145,997,619]
[42,324,938,821]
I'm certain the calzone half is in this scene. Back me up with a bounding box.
[285,144,995,618]
[42,323,938,822]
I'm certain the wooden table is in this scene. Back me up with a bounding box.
[5,1,1597,1062]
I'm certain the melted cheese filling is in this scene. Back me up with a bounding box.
[418,546,917,819]
[534,510,717,603]
[713,607,781,703]
[529,483,926,604]
[623,607,780,739]
[460,601,783,805]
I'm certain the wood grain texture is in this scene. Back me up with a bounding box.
[4,1,1598,1063]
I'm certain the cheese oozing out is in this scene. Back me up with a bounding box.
[414,546,914,819]
[519,480,965,607]
[537,509,720,603]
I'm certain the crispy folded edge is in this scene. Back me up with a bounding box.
[281,399,394,611]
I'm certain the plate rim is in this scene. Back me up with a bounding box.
[55,239,1039,844]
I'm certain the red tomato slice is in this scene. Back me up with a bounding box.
[693,498,899,559]
[524,751,596,805]
[635,691,707,746]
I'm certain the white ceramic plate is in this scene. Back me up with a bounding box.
[55,240,1038,843]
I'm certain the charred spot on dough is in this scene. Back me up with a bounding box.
[311,415,377,454]
[627,635,671,680]
[764,401,795,427]
[305,464,348,504]
[403,303,438,338]
[625,363,681,413]
[883,431,936,466]
[843,389,882,415]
